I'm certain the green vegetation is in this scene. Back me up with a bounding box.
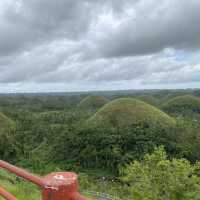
[161,95,200,116]
[121,146,200,200]
[1,90,200,199]
[78,95,109,111]
[0,113,15,161]
[0,112,14,132]
[90,98,175,129]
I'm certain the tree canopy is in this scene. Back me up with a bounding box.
[121,146,200,200]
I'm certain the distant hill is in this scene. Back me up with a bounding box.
[161,95,200,115]
[78,95,109,111]
[136,95,159,106]
[89,98,175,129]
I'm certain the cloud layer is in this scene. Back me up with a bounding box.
[0,0,200,92]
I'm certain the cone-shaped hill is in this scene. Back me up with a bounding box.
[136,95,159,106]
[78,95,109,111]
[0,112,15,132]
[161,95,200,115]
[89,98,175,129]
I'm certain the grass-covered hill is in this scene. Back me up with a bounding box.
[161,95,200,116]
[90,98,175,129]
[78,95,109,111]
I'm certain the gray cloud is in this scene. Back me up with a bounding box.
[0,0,200,92]
[98,0,200,57]
[0,0,95,56]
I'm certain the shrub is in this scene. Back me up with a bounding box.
[121,146,200,200]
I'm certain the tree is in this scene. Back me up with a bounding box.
[121,146,200,200]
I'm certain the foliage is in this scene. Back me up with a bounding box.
[121,146,200,200]
[167,117,200,163]
[1,91,200,199]
[0,112,16,161]
[51,119,179,174]
[0,112,15,132]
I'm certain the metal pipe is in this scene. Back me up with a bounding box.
[0,186,17,200]
[0,160,45,187]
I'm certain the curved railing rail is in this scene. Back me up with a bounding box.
[0,160,89,200]
[0,186,17,200]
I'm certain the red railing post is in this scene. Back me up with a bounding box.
[0,160,89,200]
[42,172,88,200]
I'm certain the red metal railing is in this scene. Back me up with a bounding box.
[0,186,17,200]
[0,160,89,200]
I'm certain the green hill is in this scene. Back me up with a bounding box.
[90,98,175,129]
[78,95,109,111]
[136,95,159,106]
[161,95,200,115]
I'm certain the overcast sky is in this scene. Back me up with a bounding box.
[0,0,200,92]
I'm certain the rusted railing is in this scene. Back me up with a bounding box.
[0,160,89,200]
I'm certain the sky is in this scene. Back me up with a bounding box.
[0,0,200,92]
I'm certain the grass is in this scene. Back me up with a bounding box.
[0,169,40,200]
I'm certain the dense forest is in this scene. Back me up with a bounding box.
[1,89,200,199]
